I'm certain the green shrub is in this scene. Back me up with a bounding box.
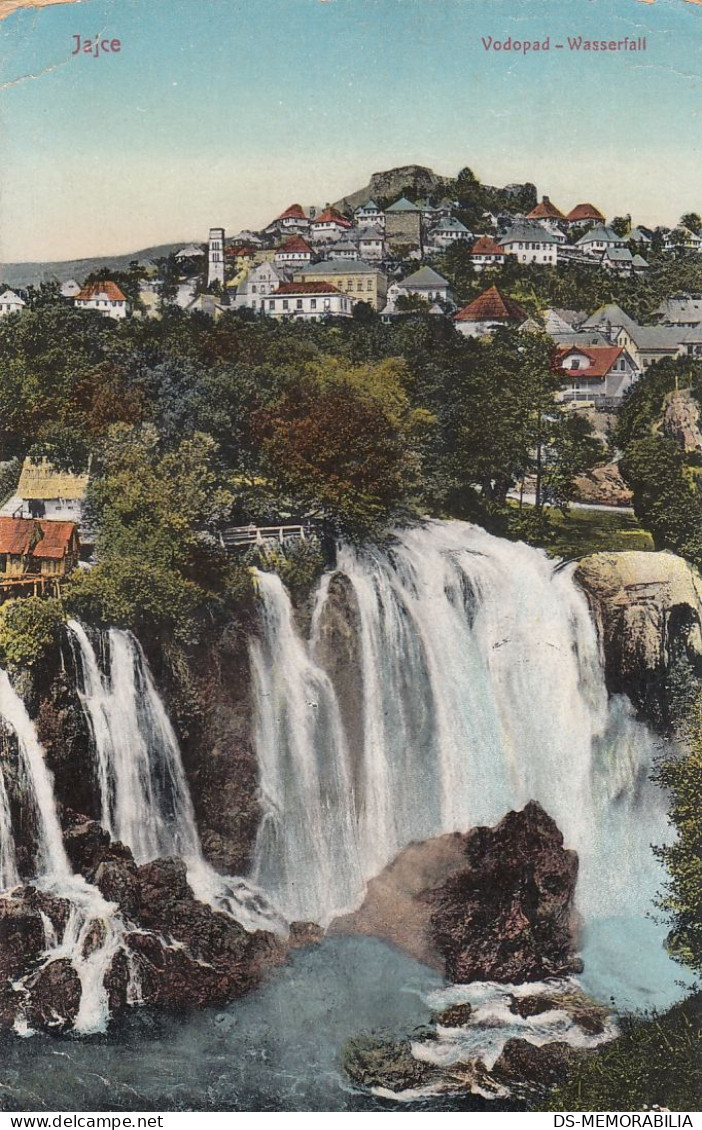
[544,996,701,1112]
[0,597,64,672]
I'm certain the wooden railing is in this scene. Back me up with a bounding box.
[218,524,314,550]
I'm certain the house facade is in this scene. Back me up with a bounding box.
[266,281,353,320]
[74,281,129,320]
[470,236,508,271]
[576,225,626,257]
[427,216,472,250]
[0,289,26,317]
[0,517,80,583]
[354,200,384,229]
[2,459,89,531]
[383,266,450,313]
[354,226,386,262]
[500,222,559,265]
[454,285,529,338]
[293,260,387,310]
[274,236,314,272]
[276,204,311,235]
[555,344,639,405]
[310,208,353,243]
[236,261,290,311]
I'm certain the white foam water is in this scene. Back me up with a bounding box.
[67,621,285,936]
[0,668,134,1034]
[249,521,670,928]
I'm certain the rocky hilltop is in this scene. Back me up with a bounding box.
[333,164,450,211]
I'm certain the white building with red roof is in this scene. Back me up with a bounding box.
[454,285,530,338]
[555,343,639,405]
[310,207,353,244]
[566,203,606,227]
[74,281,129,320]
[277,203,311,234]
[265,281,353,320]
[470,236,508,271]
[274,235,314,272]
[526,196,567,238]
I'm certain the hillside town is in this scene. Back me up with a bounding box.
[2,172,701,419]
[0,165,702,588]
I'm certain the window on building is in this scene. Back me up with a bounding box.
[311,299,317,309]
[296,299,303,309]
[283,299,289,310]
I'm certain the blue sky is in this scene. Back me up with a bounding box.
[1,0,702,261]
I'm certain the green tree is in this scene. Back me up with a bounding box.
[654,697,702,974]
[67,423,238,642]
[620,435,702,564]
[680,212,702,235]
[251,358,433,539]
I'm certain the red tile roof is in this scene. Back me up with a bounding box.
[566,203,606,223]
[313,208,351,227]
[526,197,566,220]
[555,345,624,379]
[276,236,313,254]
[0,518,34,555]
[226,244,257,258]
[0,518,77,559]
[279,203,307,220]
[76,281,127,303]
[454,286,529,324]
[470,236,507,257]
[270,281,343,296]
[32,521,78,558]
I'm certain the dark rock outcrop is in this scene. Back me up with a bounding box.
[333,165,447,212]
[428,801,580,984]
[663,389,702,453]
[573,462,633,508]
[342,1034,436,1093]
[492,1038,586,1099]
[0,812,286,1034]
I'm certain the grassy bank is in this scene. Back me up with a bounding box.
[500,502,655,561]
[544,994,701,1113]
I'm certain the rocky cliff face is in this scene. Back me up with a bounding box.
[333,165,448,211]
[663,390,702,453]
[0,812,286,1035]
[575,550,702,721]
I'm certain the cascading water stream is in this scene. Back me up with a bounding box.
[67,621,285,935]
[0,668,133,1034]
[249,521,671,932]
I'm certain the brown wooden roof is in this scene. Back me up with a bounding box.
[454,286,529,324]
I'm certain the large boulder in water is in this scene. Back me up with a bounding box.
[333,802,580,984]
[429,801,580,984]
[575,550,702,720]
[119,857,285,1010]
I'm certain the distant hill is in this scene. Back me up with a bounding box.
[0,242,188,290]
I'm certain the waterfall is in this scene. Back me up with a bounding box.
[0,668,133,1034]
[250,572,364,924]
[67,621,285,936]
[250,520,669,927]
